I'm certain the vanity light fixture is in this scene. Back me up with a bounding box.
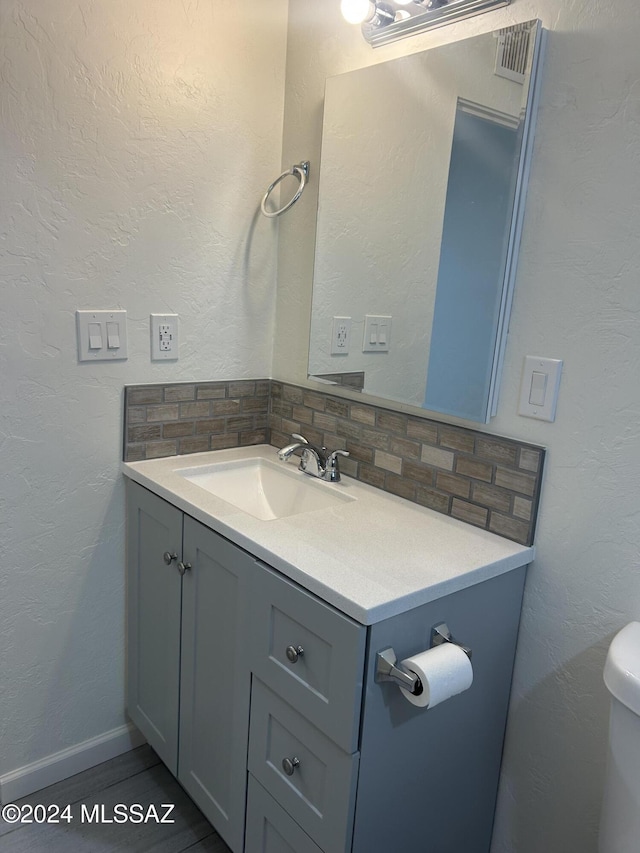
[341,0,511,47]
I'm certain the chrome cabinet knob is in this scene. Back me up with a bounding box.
[163,552,178,565]
[177,561,192,576]
[286,645,304,664]
[281,756,300,777]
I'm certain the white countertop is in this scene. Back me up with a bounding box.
[122,445,533,625]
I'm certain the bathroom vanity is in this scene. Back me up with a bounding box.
[123,446,533,853]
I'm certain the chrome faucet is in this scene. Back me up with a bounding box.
[277,433,349,482]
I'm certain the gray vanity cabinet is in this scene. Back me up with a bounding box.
[126,481,251,853]
[126,476,528,853]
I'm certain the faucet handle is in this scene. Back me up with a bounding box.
[324,449,349,482]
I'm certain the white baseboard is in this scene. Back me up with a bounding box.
[0,723,146,804]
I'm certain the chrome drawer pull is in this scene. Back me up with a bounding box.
[281,756,300,777]
[177,561,192,576]
[163,552,178,565]
[285,645,304,664]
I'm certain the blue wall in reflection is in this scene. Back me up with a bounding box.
[425,103,520,421]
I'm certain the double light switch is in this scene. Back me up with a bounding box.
[77,310,128,361]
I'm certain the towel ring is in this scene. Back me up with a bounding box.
[261,161,310,218]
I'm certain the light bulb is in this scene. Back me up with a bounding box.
[340,0,377,24]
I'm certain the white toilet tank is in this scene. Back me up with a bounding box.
[599,621,640,853]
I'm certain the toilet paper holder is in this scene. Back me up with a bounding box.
[375,622,472,696]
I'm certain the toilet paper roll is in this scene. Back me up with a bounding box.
[400,643,473,708]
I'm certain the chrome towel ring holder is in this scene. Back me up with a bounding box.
[261,161,310,218]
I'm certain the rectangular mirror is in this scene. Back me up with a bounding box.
[308,20,544,422]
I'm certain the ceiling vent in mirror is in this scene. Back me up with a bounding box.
[494,23,531,83]
[341,0,511,47]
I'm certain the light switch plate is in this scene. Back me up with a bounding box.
[362,315,392,352]
[518,356,563,421]
[76,310,128,361]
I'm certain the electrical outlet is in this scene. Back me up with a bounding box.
[151,314,179,361]
[331,316,352,355]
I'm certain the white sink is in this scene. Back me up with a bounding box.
[175,457,355,521]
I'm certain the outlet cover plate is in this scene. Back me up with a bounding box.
[151,314,179,361]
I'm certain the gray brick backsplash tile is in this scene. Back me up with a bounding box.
[179,401,210,419]
[303,391,326,411]
[179,436,210,454]
[351,404,376,426]
[519,447,542,473]
[476,437,519,466]
[421,445,455,471]
[513,496,533,521]
[436,472,471,499]
[386,474,416,501]
[195,418,226,434]
[472,482,512,513]
[145,440,177,459]
[229,380,256,397]
[124,380,544,546]
[211,433,240,450]
[128,424,162,442]
[489,513,530,542]
[313,412,338,433]
[146,404,180,422]
[375,450,403,475]
[359,464,386,489]
[438,426,475,454]
[390,437,421,459]
[361,428,390,451]
[376,411,406,434]
[416,487,450,514]
[128,387,163,405]
[326,398,350,418]
[212,399,241,415]
[455,456,493,483]
[164,384,195,402]
[163,421,195,439]
[407,419,438,444]
[452,499,489,527]
[127,407,146,424]
[495,466,537,496]
[196,383,227,400]
[402,459,435,487]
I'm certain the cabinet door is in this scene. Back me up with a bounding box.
[179,517,252,853]
[126,481,182,774]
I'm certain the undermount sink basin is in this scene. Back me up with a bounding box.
[175,457,355,521]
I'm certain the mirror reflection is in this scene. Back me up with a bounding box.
[308,21,543,422]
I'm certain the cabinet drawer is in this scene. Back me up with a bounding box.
[248,679,358,853]
[245,776,323,853]
[248,562,366,752]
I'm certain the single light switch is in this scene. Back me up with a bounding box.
[379,324,388,346]
[369,324,378,345]
[518,356,563,421]
[106,322,120,349]
[529,370,547,406]
[88,323,102,350]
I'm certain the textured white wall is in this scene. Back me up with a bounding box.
[276,3,640,852]
[0,0,287,777]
